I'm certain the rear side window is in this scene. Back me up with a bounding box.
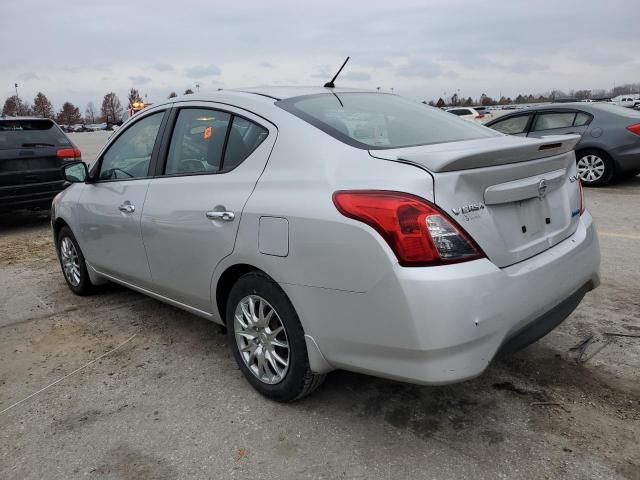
[574,112,592,126]
[164,108,268,175]
[532,112,576,131]
[277,93,497,149]
[0,119,71,150]
[448,109,471,116]
[490,115,531,134]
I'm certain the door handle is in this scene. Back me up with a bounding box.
[206,210,235,221]
[118,203,135,213]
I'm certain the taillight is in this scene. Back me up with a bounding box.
[476,114,485,119]
[626,123,640,136]
[332,190,485,266]
[57,148,82,161]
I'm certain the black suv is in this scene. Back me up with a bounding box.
[0,117,81,212]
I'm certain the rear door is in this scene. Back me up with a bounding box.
[140,103,275,312]
[527,110,591,138]
[77,109,168,285]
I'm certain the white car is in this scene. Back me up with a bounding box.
[613,95,640,109]
[52,87,600,401]
[445,107,490,122]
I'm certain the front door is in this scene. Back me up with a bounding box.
[77,110,166,285]
[140,104,275,313]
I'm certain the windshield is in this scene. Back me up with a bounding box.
[276,93,498,149]
[0,119,71,150]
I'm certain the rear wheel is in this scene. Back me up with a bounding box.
[576,149,614,186]
[226,272,325,401]
[57,226,96,296]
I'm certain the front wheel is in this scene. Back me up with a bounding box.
[576,149,615,186]
[226,272,325,401]
[57,226,96,296]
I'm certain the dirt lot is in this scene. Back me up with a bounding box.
[0,132,639,479]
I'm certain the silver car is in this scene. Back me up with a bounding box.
[52,87,600,401]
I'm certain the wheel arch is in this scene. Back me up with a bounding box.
[215,263,266,324]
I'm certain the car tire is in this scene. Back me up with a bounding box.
[576,149,615,187]
[56,226,96,296]
[226,272,325,402]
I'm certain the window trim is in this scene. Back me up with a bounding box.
[489,113,533,135]
[153,106,270,179]
[89,108,170,183]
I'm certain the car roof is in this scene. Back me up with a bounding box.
[0,116,53,121]
[235,86,373,100]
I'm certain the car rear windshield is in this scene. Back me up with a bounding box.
[0,119,71,150]
[276,93,498,149]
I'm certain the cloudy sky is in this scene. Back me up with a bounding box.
[1,0,638,111]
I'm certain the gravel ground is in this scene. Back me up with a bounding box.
[0,132,638,479]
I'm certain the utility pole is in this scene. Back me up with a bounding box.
[196,83,200,93]
[14,83,19,116]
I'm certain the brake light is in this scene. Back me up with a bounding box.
[56,148,82,161]
[626,123,640,136]
[332,190,485,266]
[475,114,485,119]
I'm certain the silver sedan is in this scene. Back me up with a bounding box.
[52,87,600,401]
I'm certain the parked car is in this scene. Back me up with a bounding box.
[445,107,486,122]
[485,103,640,186]
[52,88,600,401]
[612,95,640,109]
[0,117,81,212]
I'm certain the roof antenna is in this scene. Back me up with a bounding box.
[324,56,350,88]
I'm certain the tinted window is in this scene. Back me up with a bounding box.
[165,109,231,175]
[98,112,163,180]
[574,112,592,126]
[448,109,471,116]
[277,93,497,149]
[532,112,576,131]
[0,119,71,150]
[222,116,268,171]
[164,110,268,175]
[490,115,531,134]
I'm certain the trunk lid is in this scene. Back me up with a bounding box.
[0,147,64,188]
[370,135,583,267]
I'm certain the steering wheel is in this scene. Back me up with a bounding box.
[178,158,207,172]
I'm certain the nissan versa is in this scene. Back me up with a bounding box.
[51,87,600,401]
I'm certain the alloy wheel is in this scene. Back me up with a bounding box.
[234,295,290,385]
[60,237,81,287]
[577,154,605,183]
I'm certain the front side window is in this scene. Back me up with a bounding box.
[164,109,268,175]
[490,115,531,135]
[532,112,576,131]
[98,112,164,180]
[277,93,497,149]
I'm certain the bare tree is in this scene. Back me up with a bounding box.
[184,88,194,95]
[168,91,177,98]
[85,102,97,124]
[101,92,123,123]
[33,92,54,119]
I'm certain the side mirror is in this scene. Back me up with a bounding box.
[62,161,89,183]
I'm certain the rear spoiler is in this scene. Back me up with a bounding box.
[369,134,581,173]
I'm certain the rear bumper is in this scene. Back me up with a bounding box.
[284,211,600,383]
[0,180,66,211]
